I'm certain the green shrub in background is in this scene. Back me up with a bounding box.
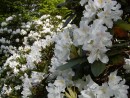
[0,0,69,22]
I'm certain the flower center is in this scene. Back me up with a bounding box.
[98,0,103,4]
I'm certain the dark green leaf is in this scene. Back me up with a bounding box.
[64,12,73,19]
[112,42,130,47]
[56,57,87,70]
[57,2,66,8]
[106,48,123,56]
[72,64,84,80]
[109,55,124,66]
[120,0,127,3]
[124,7,130,13]
[115,20,130,31]
[63,13,75,28]
[91,61,106,77]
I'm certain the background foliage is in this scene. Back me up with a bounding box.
[0,0,68,21]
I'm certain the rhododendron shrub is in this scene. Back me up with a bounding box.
[0,14,63,97]
[0,0,130,98]
[0,14,62,65]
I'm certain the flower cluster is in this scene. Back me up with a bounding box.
[0,14,63,97]
[0,37,54,97]
[48,0,129,98]
[80,71,129,98]
[0,14,62,55]
[47,70,129,98]
[74,0,122,64]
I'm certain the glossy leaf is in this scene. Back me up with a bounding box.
[110,55,124,66]
[106,48,123,56]
[115,20,130,31]
[63,13,75,28]
[91,61,106,77]
[57,2,66,8]
[56,57,87,70]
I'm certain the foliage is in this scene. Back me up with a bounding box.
[0,0,68,21]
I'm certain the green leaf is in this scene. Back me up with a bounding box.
[120,0,127,3]
[57,2,66,8]
[70,45,78,59]
[109,55,124,66]
[106,46,125,56]
[124,7,130,13]
[112,42,130,47]
[91,61,106,77]
[63,13,75,28]
[115,20,130,31]
[56,57,87,70]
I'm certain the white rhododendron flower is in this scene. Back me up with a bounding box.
[50,29,72,72]
[95,83,113,98]
[1,22,7,27]
[80,0,88,6]
[79,71,129,98]
[83,0,97,19]
[1,84,12,95]
[94,0,105,8]
[6,16,14,22]
[108,71,129,98]
[21,74,32,98]
[31,71,45,83]
[46,77,66,98]
[124,58,130,73]
[54,29,72,62]
[73,20,90,46]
